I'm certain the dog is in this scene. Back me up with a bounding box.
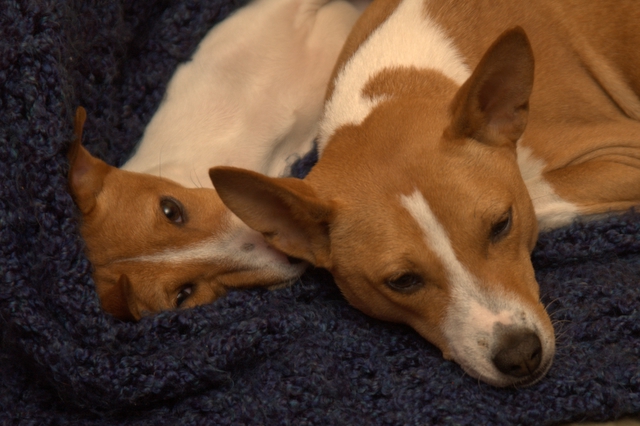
[68,0,366,320]
[209,0,640,387]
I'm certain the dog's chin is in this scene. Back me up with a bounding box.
[285,255,306,266]
[266,276,302,291]
[267,247,309,282]
[265,261,308,292]
[457,357,553,388]
[264,243,309,270]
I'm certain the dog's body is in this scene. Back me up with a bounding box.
[68,0,365,320]
[210,0,640,387]
[122,0,368,188]
[319,0,640,230]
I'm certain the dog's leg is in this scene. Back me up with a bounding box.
[537,129,640,228]
[546,161,640,217]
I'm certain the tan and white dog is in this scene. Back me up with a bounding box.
[209,0,640,387]
[68,0,367,320]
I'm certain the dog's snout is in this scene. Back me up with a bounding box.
[492,329,542,378]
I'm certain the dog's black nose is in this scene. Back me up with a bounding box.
[492,329,542,378]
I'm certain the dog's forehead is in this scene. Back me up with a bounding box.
[399,189,472,271]
[323,143,522,286]
[103,170,230,225]
[395,189,530,311]
[84,170,232,265]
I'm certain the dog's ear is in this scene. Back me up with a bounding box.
[68,107,112,214]
[449,26,534,146]
[67,106,87,165]
[99,274,136,321]
[209,166,334,267]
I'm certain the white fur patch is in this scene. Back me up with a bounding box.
[517,144,579,230]
[400,190,475,288]
[123,216,302,277]
[318,0,470,152]
[122,0,363,187]
[125,237,231,264]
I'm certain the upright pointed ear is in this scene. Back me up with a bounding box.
[67,107,112,214]
[99,274,136,321]
[209,166,334,267]
[449,27,534,146]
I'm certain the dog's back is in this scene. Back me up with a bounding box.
[122,0,363,188]
[320,0,640,228]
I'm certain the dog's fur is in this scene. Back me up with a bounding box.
[68,0,366,320]
[209,0,640,387]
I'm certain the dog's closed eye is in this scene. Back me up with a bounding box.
[385,272,424,293]
[490,208,512,242]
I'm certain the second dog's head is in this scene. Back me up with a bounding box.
[68,108,306,320]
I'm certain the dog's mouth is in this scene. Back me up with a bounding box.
[456,354,553,388]
[263,242,307,268]
[286,255,305,265]
[506,356,554,388]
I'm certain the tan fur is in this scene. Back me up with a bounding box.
[420,0,640,213]
[326,0,640,215]
[69,108,302,320]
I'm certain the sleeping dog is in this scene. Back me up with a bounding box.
[68,0,366,320]
[209,0,640,386]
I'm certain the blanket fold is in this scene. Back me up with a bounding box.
[1,0,640,424]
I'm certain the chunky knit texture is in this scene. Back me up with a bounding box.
[1,0,640,424]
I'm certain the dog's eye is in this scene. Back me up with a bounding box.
[176,284,194,308]
[160,197,185,224]
[490,208,512,242]
[386,273,424,293]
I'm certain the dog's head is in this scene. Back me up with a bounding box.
[209,28,555,387]
[68,108,306,320]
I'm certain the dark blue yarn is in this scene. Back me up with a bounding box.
[1,0,640,424]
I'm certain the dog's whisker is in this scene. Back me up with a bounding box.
[543,296,563,312]
[189,171,201,188]
[193,170,204,189]
[550,319,571,328]
[553,328,572,342]
[548,307,571,319]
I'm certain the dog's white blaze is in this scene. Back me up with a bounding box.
[317,0,470,153]
[400,191,475,288]
[517,144,580,230]
[126,237,232,264]
[400,190,540,381]
[124,217,300,276]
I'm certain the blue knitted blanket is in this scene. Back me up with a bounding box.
[2,0,640,424]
